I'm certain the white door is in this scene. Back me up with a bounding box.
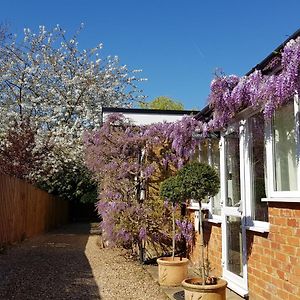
[221,124,248,297]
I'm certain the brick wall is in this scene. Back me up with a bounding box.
[188,203,300,299]
[247,202,300,300]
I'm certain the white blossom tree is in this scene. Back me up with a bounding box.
[0,24,145,190]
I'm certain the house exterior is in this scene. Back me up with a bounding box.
[188,30,300,299]
[102,107,198,126]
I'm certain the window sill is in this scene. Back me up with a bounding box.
[187,205,199,210]
[204,218,222,224]
[224,278,249,298]
[262,197,300,203]
[245,224,270,233]
[187,205,209,210]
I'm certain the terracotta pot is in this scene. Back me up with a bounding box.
[182,277,227,300]
[157,257,189,286]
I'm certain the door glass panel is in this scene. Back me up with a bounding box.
[226,216,243,277]
[226,132,240,207]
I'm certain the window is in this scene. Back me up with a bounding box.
[273,102,298,191]
[265,97,300,200]
[198,140,209,204]
[225,131,241,207]
[189,138,221,218]
[199,140,209,163]
[211,139,221,215]
[223,118,269,232]
[248,113,268,222]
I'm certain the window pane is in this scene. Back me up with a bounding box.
[190,144,200,162]
[211,139,221,215]
[249,114,268,222]
[226,132,240,207]
[199,140,209,203]
[199,140,208,163]
[273,102,298,191]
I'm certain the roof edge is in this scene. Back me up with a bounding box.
[246,28,300,75]
[102,107,199,115]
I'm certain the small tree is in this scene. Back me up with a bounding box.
[0,119,51,181]
[140,96,184,110]
[160,175,183,259]
[177,162,220,285]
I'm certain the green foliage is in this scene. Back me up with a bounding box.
[177,162,220,202]
[79,187,98,203]
[39,162,97,203]
[160,175,183,204]
[140,96,184,110]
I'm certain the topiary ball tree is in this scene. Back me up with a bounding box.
[160,175,184,259]
[160,175,183,204]
[177,162,220,285]
[177,162,220,201]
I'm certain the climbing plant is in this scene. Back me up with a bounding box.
[84,113,198,252]
[209,36,300,128]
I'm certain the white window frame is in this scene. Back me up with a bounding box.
[243,114,270,232]
[221,123,249,296]
[220,116,270,233]
[263,95,300,202]
[188,138,222,223]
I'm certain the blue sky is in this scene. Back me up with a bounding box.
[1,0,300,110]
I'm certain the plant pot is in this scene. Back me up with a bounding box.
[157,257,189,286]
[182,277,227,300]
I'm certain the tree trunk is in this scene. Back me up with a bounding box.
[198,200,205,285]
[172,207,175,260]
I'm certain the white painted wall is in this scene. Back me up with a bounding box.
[103,111,189,125]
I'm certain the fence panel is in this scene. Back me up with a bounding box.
[0,175,69,245]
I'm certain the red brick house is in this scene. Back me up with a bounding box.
[188,29,300,299]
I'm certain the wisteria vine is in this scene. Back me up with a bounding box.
[209,36,300,128]
[84,113,197,253]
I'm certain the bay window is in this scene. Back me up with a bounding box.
[190,96,300,232]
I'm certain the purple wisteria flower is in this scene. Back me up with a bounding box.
[139,227,147,241]
[175,219,194,244]
[208,36,300,125]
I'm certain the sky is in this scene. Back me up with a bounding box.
[1,0,300,110]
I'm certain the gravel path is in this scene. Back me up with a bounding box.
[0,223,167,300]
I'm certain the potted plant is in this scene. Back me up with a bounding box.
[177,162,227,300]
[157,175,190,286]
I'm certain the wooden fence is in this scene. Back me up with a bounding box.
[0,175,69,245]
